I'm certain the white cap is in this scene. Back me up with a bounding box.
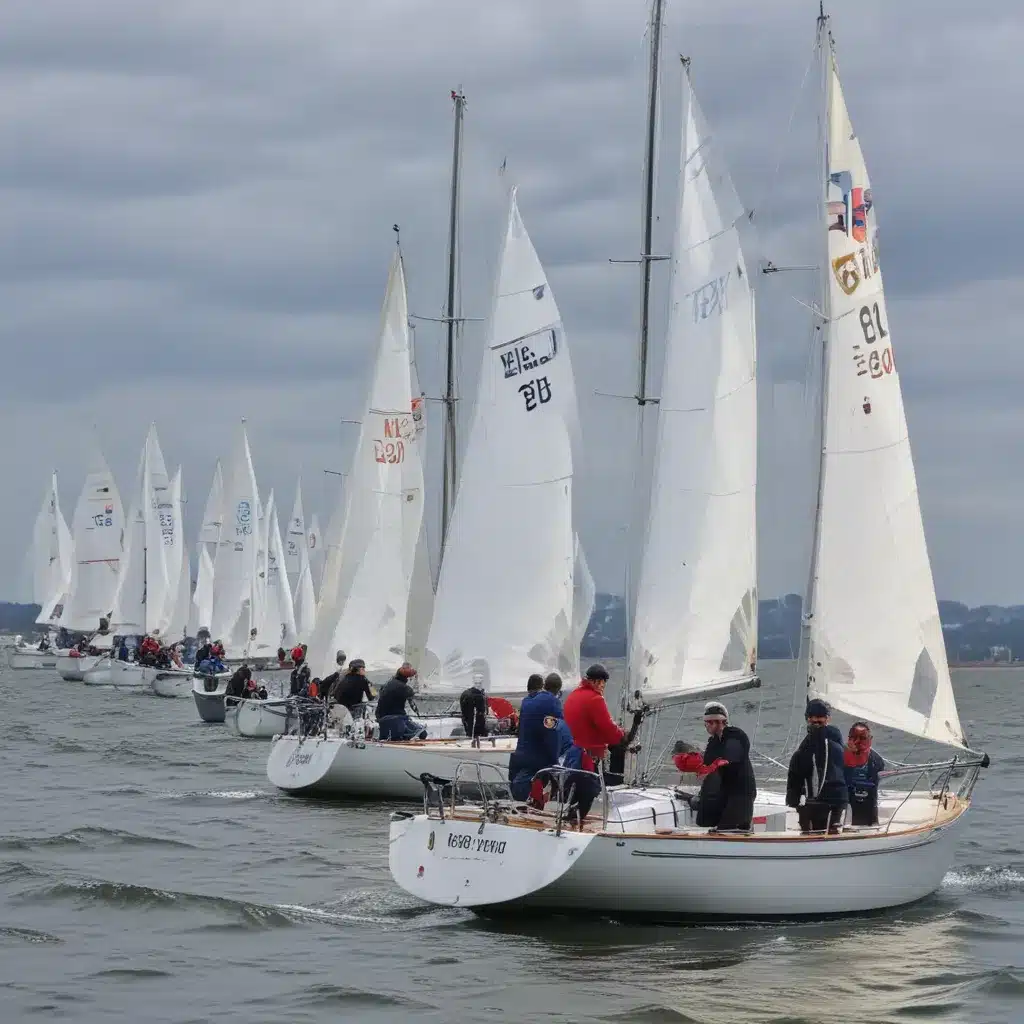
[703,700,729,720]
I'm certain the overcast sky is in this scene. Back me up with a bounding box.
[2,0,1020,607]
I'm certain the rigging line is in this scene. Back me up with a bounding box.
[759,32,820,227]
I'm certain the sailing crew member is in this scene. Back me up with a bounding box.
[509,674,563,801]
[844,722,885,826]
[330,658,375,715]
[226,665,251,699]
[320,650,348,700]
[542,673,575,760]
[375,663,427,741]
[459,675,489,740]
[786,699,849,834]
[289,646,310,697]
[673,701,757,830]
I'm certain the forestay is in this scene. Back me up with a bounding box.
[309,252,426,674]
[806,42,964,748]
[628,69,758,709]
[419,189,581,697]
[60,447,124,633]
[33,472,73,625]
[211,425,261,656]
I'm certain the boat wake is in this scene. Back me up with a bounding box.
[0,826,195,852]
[278,886,473,931]
[942,865,1024,893]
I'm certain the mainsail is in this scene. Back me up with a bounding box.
[285,482,306,578]
[627,67,758,709]
[198,460,224,555]
[32,472,73,625]
[60,446,124,632]
[419,189,582,696]
[210,425,261,655]
[309,252,425,674]
[805,33,964,748]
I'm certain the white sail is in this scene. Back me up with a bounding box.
[571,536,596,670]
[210,425,260,655]
[110,444,147,634]
[285,482,306,577]
[294,559,317,641]
[33,472,73,624]
[191,545,215,636]
[162,469,190,641]
[628,70,758,709]
[309,252,426,674]
[270,498,297,648]
[61,447,124,632]
[419,190,581,696]
[806,45,964,748]
[404,341,434,668]
[307,513,324,593]
[198,460,224,552]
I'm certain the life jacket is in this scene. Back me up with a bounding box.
[308,681,320,698]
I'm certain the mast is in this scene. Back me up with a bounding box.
[636,0,664,407]
[799,5,834,696]
[441,88,466,556]
[619,0,665,723]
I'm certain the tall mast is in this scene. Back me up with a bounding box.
[636,0,664,406]
[799,6,834,696]
[441,88,466,556]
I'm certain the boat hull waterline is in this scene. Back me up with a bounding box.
[267,733,514,800]
[389,799,969,918]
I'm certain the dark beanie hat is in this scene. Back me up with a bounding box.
[585,664,609,681]
[805,698,830,718]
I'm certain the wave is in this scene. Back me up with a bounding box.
[18,876,296,929]
[294,983,431,1010]
[942,865,1024,893]
[155,789,268,802]
[276,886,472,931]
[0,826,195,852]
[0,925,62,944]
[90,967,174,981]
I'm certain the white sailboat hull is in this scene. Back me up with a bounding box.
[149,668,196,698]
[7,645,58,670]
[192,676,229,723]
[56,654,101,682]
[390,794,969,918]
[82,656,113,686]
[225,697,296,739]
[105,659,151,692]
[267,732,513,800]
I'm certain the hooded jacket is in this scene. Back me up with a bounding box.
[563,680,625,760]
[786,723,848,808]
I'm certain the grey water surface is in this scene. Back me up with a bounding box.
[0,660,1020,1023]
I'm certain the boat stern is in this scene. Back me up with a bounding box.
[388,812,593,908]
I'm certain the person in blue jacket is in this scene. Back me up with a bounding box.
[786,698,848,834]
[844,721,886,826]
[509,674,563,800]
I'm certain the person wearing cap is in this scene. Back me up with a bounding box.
[330,657,375,716]
[673,701,757,830]
[288,646,311,697]
[376,662,427,741]
[844,722,885,826]
[319,650,349,703]
[786,698,848,834]
[563,665,625,768]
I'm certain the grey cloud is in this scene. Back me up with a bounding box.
[1,0,1022,609]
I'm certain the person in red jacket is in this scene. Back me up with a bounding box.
[562,664,625,770]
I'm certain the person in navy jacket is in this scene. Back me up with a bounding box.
[844,721,886,826]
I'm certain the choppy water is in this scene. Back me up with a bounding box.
[0,660,1020,1023]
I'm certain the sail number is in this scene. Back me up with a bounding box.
[851,302,894,380]
[447,832,507,855]
[373,416,411,464]
[518,376,552,412]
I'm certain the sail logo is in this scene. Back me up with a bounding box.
[497,327,558,380]
[686,273,730,323]
[236,499,252,537]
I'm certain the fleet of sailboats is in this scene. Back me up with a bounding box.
[3,3,988,924]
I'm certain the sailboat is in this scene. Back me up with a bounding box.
[389,13,987,918]
[269,187,590,799]
[8,474,73,670]
[55,447,124,681]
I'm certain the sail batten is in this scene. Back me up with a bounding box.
[806,38,965,749]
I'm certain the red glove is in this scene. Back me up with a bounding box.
[673,751,706,774]
[695,758,729,779]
